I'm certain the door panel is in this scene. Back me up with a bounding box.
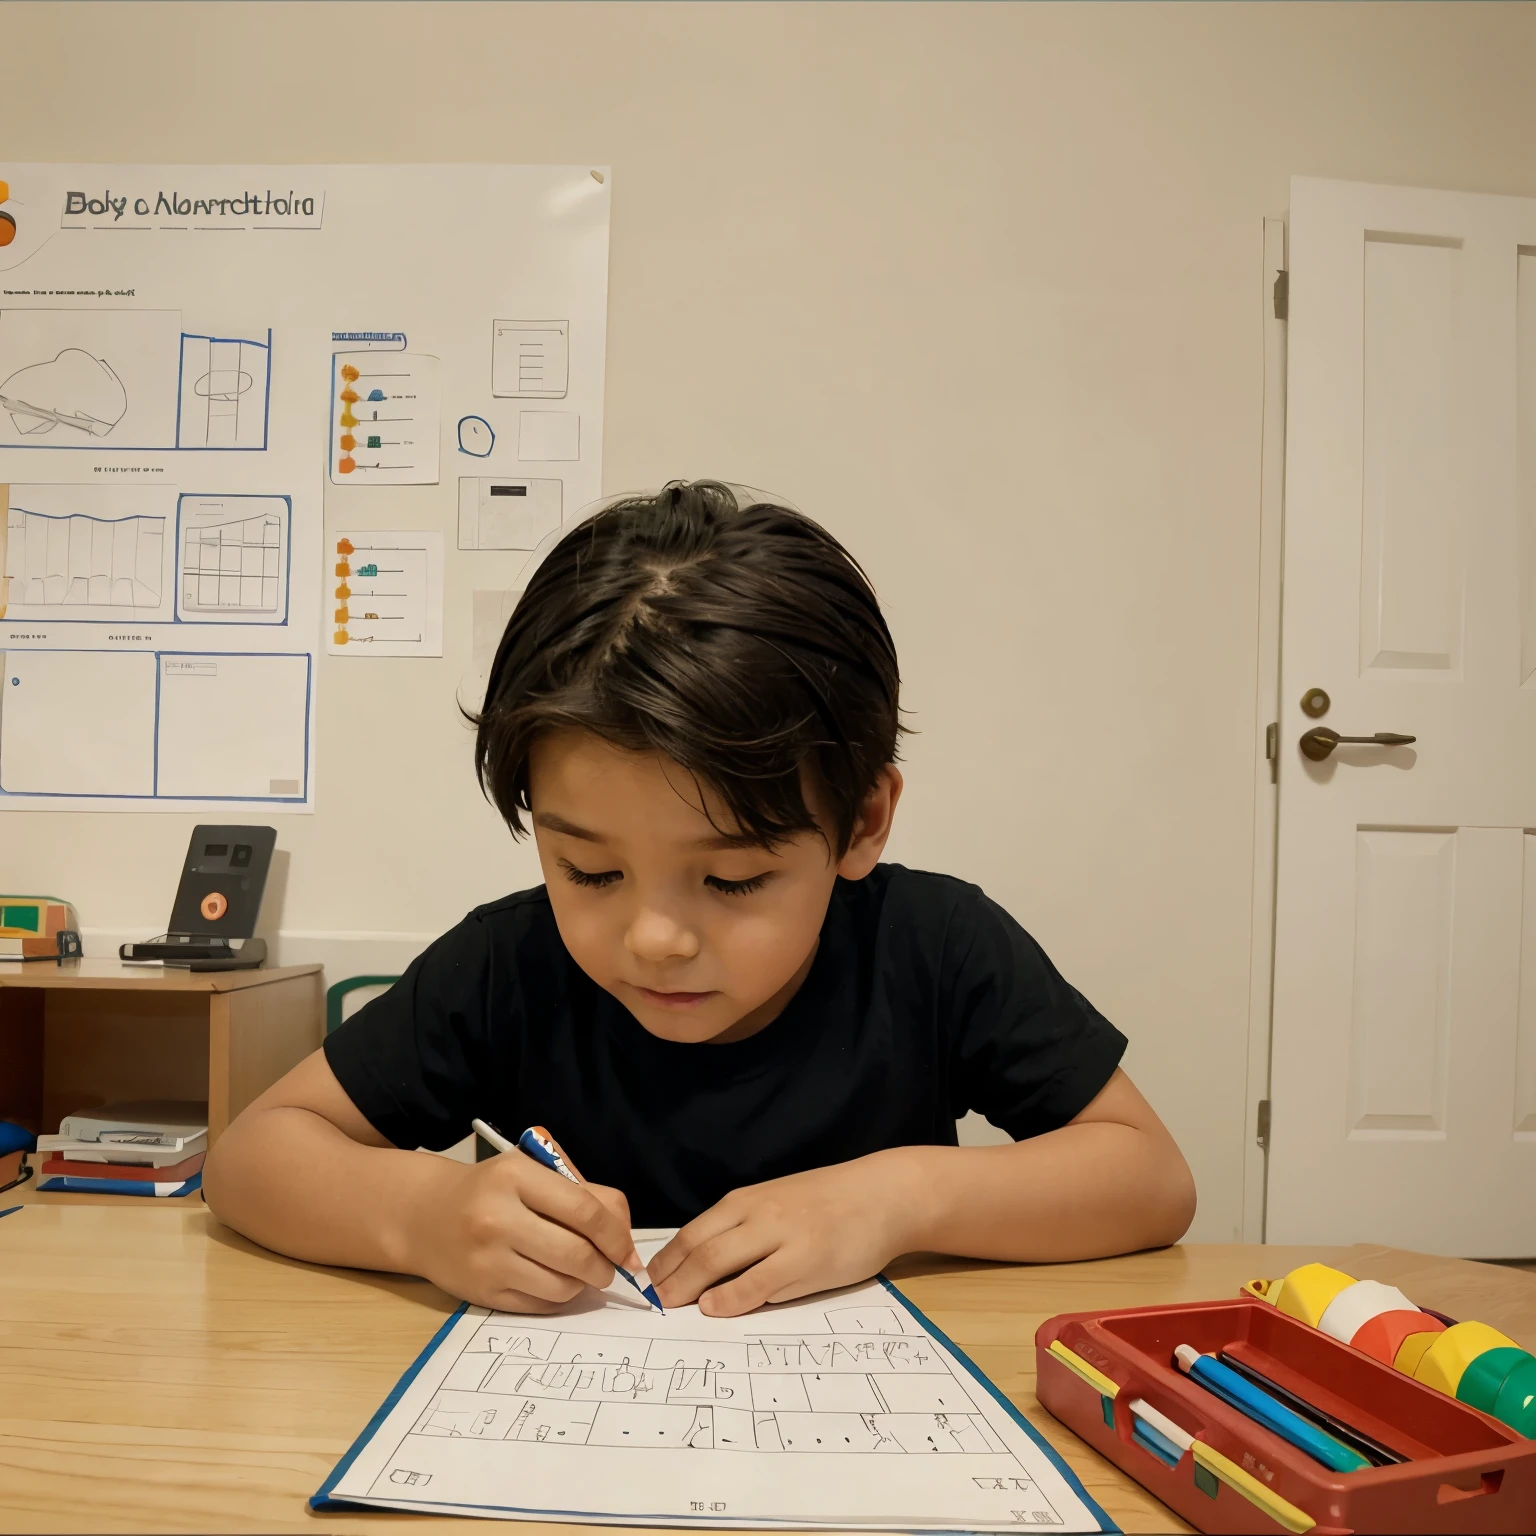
[1270,178,1536,1255]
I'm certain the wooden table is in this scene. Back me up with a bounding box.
[0,959,322,1150]
[2,1203,1533,1535]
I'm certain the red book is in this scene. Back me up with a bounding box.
[41,1151,205,1183]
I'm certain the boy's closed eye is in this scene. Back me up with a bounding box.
[559,860,623,889]
[557,858,775,896]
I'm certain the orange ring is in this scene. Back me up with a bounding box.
[200,891,228,922]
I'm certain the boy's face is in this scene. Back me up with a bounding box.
[528,730,899,1044]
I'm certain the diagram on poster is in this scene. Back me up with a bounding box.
[492,319,569,398]
[317,1247,1105,1531]
[176,494,290,623]
[0,309,271,450]
[328,531,444,656]
[330,352,440,484]
[4,483,174,622]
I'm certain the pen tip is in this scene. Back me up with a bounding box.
[644,1286,664,1312]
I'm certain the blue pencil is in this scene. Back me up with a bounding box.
[1175,1344,1369,1473]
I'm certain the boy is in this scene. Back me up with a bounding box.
[205,481,1195,1317]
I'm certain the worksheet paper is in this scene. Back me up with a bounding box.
[314,1239,1111,1531]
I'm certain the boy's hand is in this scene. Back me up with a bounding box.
[400,1153,639,1313]
[648,1151,926,1317]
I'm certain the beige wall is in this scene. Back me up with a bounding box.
[5,1,1536,1240]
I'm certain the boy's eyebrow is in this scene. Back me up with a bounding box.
[535,811,766,853]
[694,831,769,852]
[534,812,608,842]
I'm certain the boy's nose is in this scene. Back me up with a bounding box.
[624,904,701,963]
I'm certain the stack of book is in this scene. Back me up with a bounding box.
[35,1100,207,1198]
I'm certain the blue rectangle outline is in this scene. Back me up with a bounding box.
[172,492,292,626]
[0,648,311,802]
[4,488,292,627]
[3,493,177,625]
[309,1281,1117,1531]
[0,326,271,451]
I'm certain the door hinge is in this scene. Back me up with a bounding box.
[1273,269,1288,320]
[1265,721,1278,783]
[1256,1099,1271,1149]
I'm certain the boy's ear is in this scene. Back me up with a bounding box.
[836,766,903,880]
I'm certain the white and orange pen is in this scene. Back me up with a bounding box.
[470,1118,663,1312]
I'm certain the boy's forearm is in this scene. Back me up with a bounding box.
[203,1106,459,1275]
[883,1124,1196,1264]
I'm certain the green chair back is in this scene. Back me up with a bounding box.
[325,974,400,1035]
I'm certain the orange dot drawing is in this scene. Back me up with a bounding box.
[339,434,356,452]
[334,606,349,624]
[340,364,360,383]
[200,891,229,922]
[340,387,359,404]
[334,629,350,645]
[339,410,358,428]
[336,538,355,555]
[0,212,15,249]
[337,456,356,475]
[335,581,351,600]
[335,561,351,577]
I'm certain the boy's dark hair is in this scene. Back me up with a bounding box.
[472,480,902,854]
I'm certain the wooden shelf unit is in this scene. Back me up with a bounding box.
[0,959,322,1150]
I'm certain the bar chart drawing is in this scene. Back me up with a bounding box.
[176,494,290,623]
[5,502,165,612]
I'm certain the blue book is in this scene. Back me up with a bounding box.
[36,1172,202,1199]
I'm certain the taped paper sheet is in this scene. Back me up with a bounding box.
[315,1236,1109,1531]
[329,531,444,656]
[458,476,562,550]
[331,352,441,484]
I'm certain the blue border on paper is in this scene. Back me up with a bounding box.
[172,493,292,625]
[311,1302,469,1511]
[0,324,271,451]
[4,492,291,627]
[0,648,311,802]
[879,1277,1116,1532]
[308,1282,1117,1531]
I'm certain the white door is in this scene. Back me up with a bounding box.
[1268,177,1536,1256]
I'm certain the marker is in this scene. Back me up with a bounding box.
[471,1118,663,1312]
[1174,1344,1369,1473]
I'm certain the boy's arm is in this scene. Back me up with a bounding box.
[203,1048,640,1312]
[649,1067,1196,1316]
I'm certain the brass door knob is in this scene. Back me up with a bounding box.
[1299,727,1416,762]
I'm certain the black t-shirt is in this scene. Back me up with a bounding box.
[324,862,1127,1228]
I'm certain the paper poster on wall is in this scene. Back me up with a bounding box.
[463,587,519,709]
[0,162,610,811]
[492,319,569,398]
[331,352,441,485]
[328,531,444,656]
[457,476,562,550]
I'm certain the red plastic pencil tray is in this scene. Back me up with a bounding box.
[1036,1297,1535,1534]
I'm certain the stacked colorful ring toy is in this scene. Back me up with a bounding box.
[1243,1262,1536,1438]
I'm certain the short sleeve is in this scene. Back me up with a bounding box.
[322,913,499,1152]
[943,889,1127,1139]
